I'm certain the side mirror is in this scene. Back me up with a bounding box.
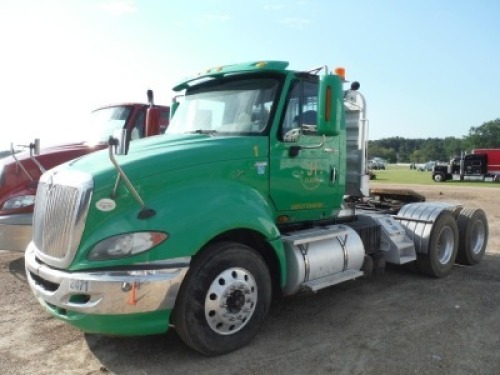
[110,129,129,155]
[32,139,41,156]
[317,74,343,136]
[145,89,161,136]
[170,95,183,120]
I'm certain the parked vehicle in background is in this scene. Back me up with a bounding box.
[0,90,169,251]
[416,160,436,171]
[367,158,386,170]
[432,149,500,182]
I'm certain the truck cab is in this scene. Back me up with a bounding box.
[432,152,496,182]
[25,61,488,356]
[0,99,169,251]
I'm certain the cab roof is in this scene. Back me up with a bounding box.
[173,61,290,92]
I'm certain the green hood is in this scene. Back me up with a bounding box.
[68,133,269,191]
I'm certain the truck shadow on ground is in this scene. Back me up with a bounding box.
[84,279,395,373]
[7,253,27,283]
[83,256,499,375]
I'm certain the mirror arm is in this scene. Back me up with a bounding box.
[288,135,326,157]
[299,135,325,150]
[107,137,156,219]
[10,142,34,181]
[29,139,46,174]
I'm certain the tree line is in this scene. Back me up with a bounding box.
[368,119,500,163]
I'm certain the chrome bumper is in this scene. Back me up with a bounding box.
[0,213,32,252]
[25,243,190,315]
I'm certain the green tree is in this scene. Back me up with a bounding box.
[367,143,397,163]
[409,149,425,163]
[421,138,446,161]
[465,119,500,149]
[368,119,500,164]
[443,137,464,160]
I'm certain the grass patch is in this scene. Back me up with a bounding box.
[372,164,500,188]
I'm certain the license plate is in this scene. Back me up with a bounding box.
[69,279,90,293]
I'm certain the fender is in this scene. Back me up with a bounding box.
[70,179,286,283]
[396,202,461,254]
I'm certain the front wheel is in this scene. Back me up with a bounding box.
[172,241,272,355]
[416,211,458,278]
[433,172,445,182]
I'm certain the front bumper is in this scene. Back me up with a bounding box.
[0,213,32,252]
[25,243,189,323]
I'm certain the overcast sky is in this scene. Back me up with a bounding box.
[1,0,499,151]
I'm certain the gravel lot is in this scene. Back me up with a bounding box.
[1,183,499,374]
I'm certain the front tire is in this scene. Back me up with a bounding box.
[433,172,445,182]
[416,211,458,278]
[172,241,272,355]
[456,208,488,265]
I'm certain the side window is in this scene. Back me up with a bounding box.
[131,109,146,140]
[301,81,319,135]
[280,80,318,141]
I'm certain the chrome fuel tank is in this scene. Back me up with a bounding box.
[282,225,365,295]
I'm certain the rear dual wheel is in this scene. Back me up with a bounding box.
[456,208,488,265]
[416,211,458,278]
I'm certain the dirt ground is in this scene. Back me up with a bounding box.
[1,183,499,375]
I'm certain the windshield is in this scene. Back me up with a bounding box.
[84,106,133,143]
[167,77,280,135]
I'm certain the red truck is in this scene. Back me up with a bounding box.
[432,148,500,182]
[473,149,500,174]
[0,90,169,251]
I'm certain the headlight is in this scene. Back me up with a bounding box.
[87,232,168,260]
[2,195,36,210]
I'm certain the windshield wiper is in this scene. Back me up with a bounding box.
[187,129,218,135]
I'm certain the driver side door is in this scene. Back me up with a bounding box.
[269,78,342,221]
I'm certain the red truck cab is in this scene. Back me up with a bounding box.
[472,149,500,174]
[0,97,169,251]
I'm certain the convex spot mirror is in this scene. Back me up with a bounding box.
[111,129,129,155]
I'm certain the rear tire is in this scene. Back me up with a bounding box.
[456,208,488,265]
[416,211,458,278]
[172,241,272,355]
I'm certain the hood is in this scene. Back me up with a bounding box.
[68,133,269,189]
[1,142,106,172]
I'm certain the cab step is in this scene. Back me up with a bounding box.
[302,269,364,292]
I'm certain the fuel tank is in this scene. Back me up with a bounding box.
[282,225,365,295]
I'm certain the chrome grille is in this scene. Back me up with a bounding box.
[33,169,93,268]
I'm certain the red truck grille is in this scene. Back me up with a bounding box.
[33,169,93,268]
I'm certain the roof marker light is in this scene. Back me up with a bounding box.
[334,67,346,80]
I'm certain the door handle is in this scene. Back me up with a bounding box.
[330,166,337,184]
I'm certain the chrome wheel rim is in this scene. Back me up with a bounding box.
[470,220,486,255]
[437,226,455,264]
[204,267,257,335]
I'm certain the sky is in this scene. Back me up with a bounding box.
[1,0,499,151]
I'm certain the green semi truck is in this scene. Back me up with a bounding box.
[25,61,488,355]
